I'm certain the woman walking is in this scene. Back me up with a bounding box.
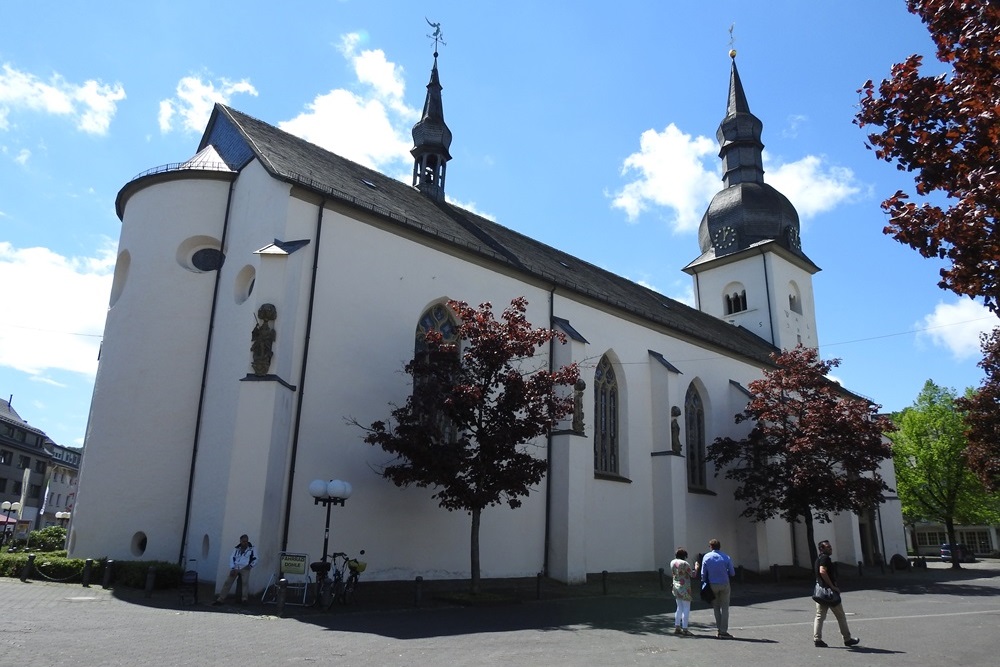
[670,547,695,635]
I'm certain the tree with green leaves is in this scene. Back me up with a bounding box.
[708,346,894,566]
[893,380,1000,567]
[359,297,579,594]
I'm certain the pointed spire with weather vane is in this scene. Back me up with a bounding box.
[411,19,453,202]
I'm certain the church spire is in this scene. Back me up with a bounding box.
[411,21,452,202]
[695,49,802,258]
[718,50,765,188]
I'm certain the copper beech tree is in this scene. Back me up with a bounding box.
[360,297,579,594]
[956,330,1000,492]
[708,346,894,565]
[855,0,1000,309]
[855,0,1000,491]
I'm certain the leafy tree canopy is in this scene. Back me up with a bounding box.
[359,297,579,592]
[708,346,894,563]
[855,0,1000,309]
[956,331,1000,492]
[891,380,1000,529]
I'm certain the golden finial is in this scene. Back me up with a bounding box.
[728,23,736,59]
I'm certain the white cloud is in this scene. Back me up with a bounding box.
[918,298,996,361]
[611,123,719,231]
[0,63,125,135]
[159,75,258,134]
[612,125,861,230]
[446,196,496,222]
[765,154,860,220]
[0,241,115,377]
[279,32,419,172]
[14,148,29,165]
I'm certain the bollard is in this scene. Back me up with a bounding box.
[536,572,543,600]
[771,563,779,582]
[658,567,665,591]
[857,561,863,577]
[601,570,608,596]
[144,565,157,598]
[414,576,423,608]
[102,559,114,589]
[276,578,288,617]
[20,553,36,582]
[82,559,93,587]
[736,565,744,584]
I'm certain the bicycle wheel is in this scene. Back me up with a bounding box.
[326,576,344,610]
[342,575,357,604]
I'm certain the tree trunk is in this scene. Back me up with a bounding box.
[470,507,481,594]
[804,509,818,567]
[945,519,961,569]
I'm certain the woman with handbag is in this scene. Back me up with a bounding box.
[669,548,695,635]
[813,540,860,648]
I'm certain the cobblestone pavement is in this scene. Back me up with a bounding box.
[2,559,998,666]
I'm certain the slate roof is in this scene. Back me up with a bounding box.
[185,104,783,368]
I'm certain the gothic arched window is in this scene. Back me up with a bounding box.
[686,384,707,489]
[594,355,619,474]
[414,303,460,441]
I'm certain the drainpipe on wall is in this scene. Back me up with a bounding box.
[543,285,557,578]
[280,199,326,552]
[178,178,237,566]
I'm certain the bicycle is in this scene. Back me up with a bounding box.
[310,549,365,609]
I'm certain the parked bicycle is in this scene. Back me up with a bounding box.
[310,549,366,609]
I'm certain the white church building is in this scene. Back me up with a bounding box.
[68,50,905,592]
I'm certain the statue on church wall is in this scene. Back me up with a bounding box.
[572,379,586,434]
[251,303,277,376]
[670,405,682,454]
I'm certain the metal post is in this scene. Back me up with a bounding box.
[144,565,156,598]
[857,560,864,577]
[414,576,423,608]
[82,558,93,587]
[601,570,608,595]
[536,572,543,600]
[102,559,114,588]
[20,553,35,582]
[276,578,288,617]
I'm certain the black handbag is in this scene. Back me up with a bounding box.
[812,582,841,606]
[700,580,715,603]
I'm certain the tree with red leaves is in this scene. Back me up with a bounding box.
[956,330,1000,493]
[855,0,1000,309]
[359,297,579,594]
[708,346,894,565]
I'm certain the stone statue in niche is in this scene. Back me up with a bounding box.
[572,379,587,433]
[670,405,682,454]
[251,303,277,376]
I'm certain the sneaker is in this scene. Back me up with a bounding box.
[718,632,734,639]
[814,640,828,648]
[682,629,694,636]
[844,637,860,647]
[674,627,683,635]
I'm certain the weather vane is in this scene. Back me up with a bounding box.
[728,23,737,58]
[426,18,446,55]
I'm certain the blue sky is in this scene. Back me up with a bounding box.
[1,1,994,448]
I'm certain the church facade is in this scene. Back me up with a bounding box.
[68,52,905,590]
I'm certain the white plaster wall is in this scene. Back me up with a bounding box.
[70,174,232,562]
[763,253,818,349]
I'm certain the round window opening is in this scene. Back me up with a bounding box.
[192,248,225,271]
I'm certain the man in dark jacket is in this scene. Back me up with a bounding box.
[814,540,860,648]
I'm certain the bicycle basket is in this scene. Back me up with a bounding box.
[348,559,367,574]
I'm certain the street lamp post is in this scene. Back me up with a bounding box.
[1,501,21,547]
[55,511,71,527]
[307,479,352,604]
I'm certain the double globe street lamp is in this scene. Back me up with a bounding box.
[1,501,21,546]
[307,479,352,590]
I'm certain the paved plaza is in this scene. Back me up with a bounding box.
[2,560,998,666]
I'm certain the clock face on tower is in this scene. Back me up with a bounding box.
[713,226,736,250]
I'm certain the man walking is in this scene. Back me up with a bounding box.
[696,538,736,638]
[813,540,860,648]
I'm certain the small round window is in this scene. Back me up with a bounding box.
[191,248,224,271]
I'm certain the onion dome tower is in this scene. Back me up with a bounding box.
[684,50,820,350]
[410,48,452,201]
